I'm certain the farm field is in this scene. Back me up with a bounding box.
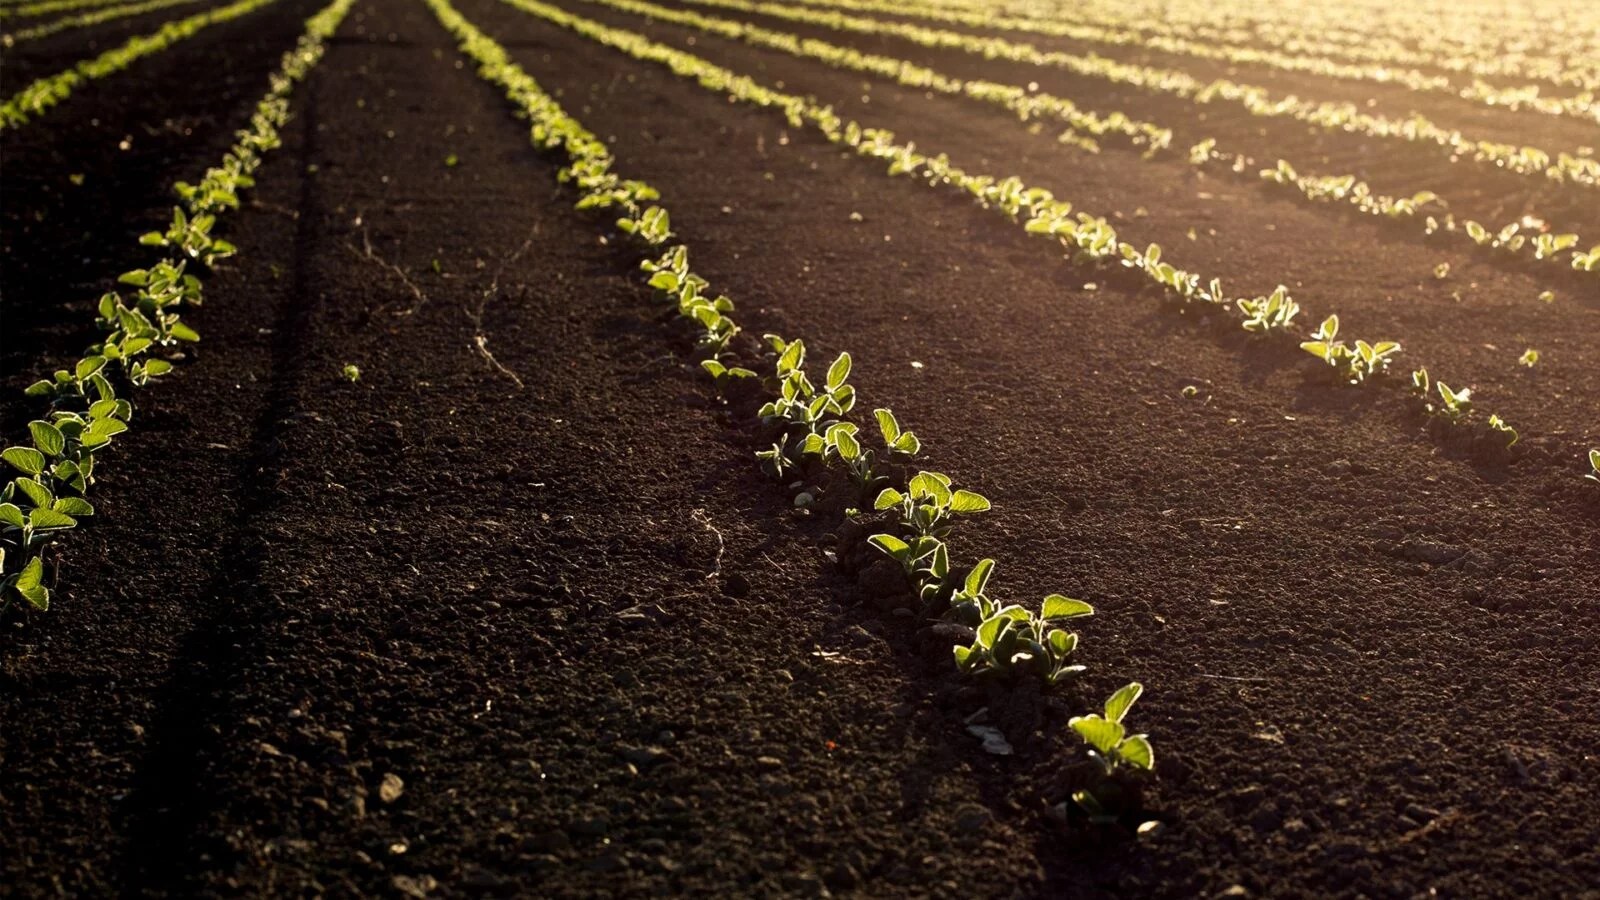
[1,0,1598,895]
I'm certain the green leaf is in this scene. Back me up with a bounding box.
[868,533,909,556]
[169,322,201,342]
[87,418,128,440]
[826,352,852,390]
[2,447,46,476]
[1104,682,1144,723]
[15,478,52,509]
[777,338,805,374]
[1299,341,1332,361]
[1070,715,1125,754]
[1047,628,1077,657]
[1119,734,1155,770]
[75,356,107,381]
[948,489,990,513]
[29,421,65,457]
[28,507,77,529]
[976,613,1005,650]
[875,408,901,444]
[833,428,861,461]
[909,471,951,505]
[873,487,904,511]
[965,558,994,596]
[0,503,25,527]
[15,556,49,610]
[52,497,94,516]
[1041,594,1094,621]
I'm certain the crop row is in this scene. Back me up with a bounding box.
[802,0,1600,92]
[518,0,1600,483]
[578,0,1598,281]
[961,0,1600,80]
[0,0,358,613]
[778,0,1600,124]
[2,0,208,45]
[0,0,155,18]
[583,0,1175,154]
[434,0,1161,825]
[0,0,280,130]
[659,0,1600,190]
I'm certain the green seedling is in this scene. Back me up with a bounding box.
[1487,414,1518,447]
[802,408,920,493]
[1236,285,1299,333]
[1069,682,1156,822]
[950,562,1093,684]
[342,363,361,382]
[1588,449,1600,484]
[756,433,795,479]
[873,470,988,538]
[1300,314,1400,384]
[1435,381,1472,423]
[758,338,855,444]
[867,531,946,589]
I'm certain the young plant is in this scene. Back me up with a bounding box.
[1069,682,1156,823]
[1519,349,1539,367]
[1299,314,1400,384]
[951,568,1094,684]
[0,549,49,612]
[758,337,856,441]
[803,408,921,494]
[868,531,947,591]
[1586,449,1600,484]
[1434,381,1473,423]
[1487,414,1518,447]
[1236,285,1300,333]
[873,471,988,538]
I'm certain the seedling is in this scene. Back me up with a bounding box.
[1487,414,1518,447]
[1236,285,1299,333]
[1299,315,1400,384]
[1434,381,1473,423]
[758,338,855,453]
[1587,449,1600,484]
[873,471,989,538]
[801,408,920,494]
[342,363,361,382]
[1069,682,1155,822]
[868,531,946,587]
[1433,262,1449,279]
[1519,349,1539,367]
[950,564,1093,684]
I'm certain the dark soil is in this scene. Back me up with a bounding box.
[3,1,1598,898]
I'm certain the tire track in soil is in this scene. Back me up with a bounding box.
[456,3,1600,895]
[66,2,1057,895]
[630,0,1600,236]
[112,57,329,893]
[535,0,1600,473]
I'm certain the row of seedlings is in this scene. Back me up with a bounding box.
[511,0,1571,478]
[0,0,281,129]
[0,0,360,612]
[429,0,1159,826]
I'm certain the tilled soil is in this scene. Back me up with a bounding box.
[3,0,1598,898]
